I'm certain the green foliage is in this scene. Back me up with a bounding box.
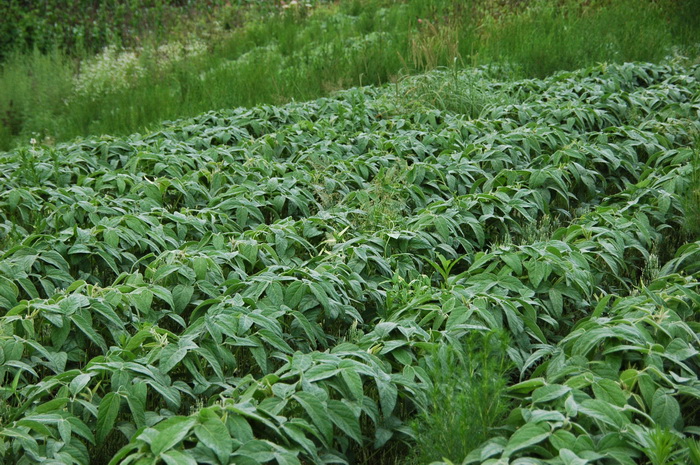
[629,426,688,465]
[396,67,506,119]
[1,0,699,150]
[410,332,512,464]
[1,60,700,464]
[0,48,74,150]
[0,0,229,61]
[683,142,700,239]
[478,0,684,77]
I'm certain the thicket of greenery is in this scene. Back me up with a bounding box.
[1,58,699,464]
[1,0,698,151]
[0,0,233,61]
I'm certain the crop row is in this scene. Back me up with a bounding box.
[0,60,699,464]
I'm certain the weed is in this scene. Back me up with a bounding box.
[478,0,683,77]
[515,214,560,245]
[410,332,512,464]
[688,438,700,465]
[348,164,411,233]
[397,67,497,118]
[629,426,687,465]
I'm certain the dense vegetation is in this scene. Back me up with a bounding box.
[0,0,232,61]
[1,57,699,464]
[1,0,699,150]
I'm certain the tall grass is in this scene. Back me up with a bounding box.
[1,0,698,150]
[478,0,681,77]
[396,67,511,118]
[0,48,74,149]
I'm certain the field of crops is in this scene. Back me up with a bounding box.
[1,60,700,464]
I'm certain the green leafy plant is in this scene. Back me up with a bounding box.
[1,59,700,464]
[682,141,700,239]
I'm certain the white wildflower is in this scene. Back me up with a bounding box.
[73,39,207,99]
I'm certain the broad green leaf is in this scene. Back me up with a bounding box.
[273,450,301,465]
[151,417,197,455]
[578,399,629,429]
[327,399,362,444]
[502,253,523,275]
[549,429,577,452]
[285,281,307,308]
[266,281,284,306]
[508,378,546,395]
[258,329,293,354]
[226,414,254,443]
[650,389,681,429]
[376,377,397,417]
[69,373,92,396]
[526,261,546,288]
[341,368,363,401]
[532,384,571,404]
[126,382,147,429]
[560,448,588,465]
[592,379,627,407]
[15,419,52,436]
[132,289,154,314]
[548,288,563,318]
[293,391,332,445]
[160,342,189,374]
[68,416,95,444]
[193,257,208,281]
[281,421,318,459]
[161,449,197,465]
[34,397,69,414]
[304,364,340,383]
[71,312,107,351]
[309,282,330,311]
[0,276,19,309]
[195,408,232,464]
[503,422,551,457]
[96,392,121,444]
[125,329,154,352]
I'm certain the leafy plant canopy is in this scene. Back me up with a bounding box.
[1,59,700,464]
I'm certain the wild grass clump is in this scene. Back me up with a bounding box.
[397,68,492,119]
[478,0,684,77]
[0,48,74,149]
[409,332,512,464]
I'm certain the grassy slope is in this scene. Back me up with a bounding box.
[1,58,699,464]
[1,0,699,151]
